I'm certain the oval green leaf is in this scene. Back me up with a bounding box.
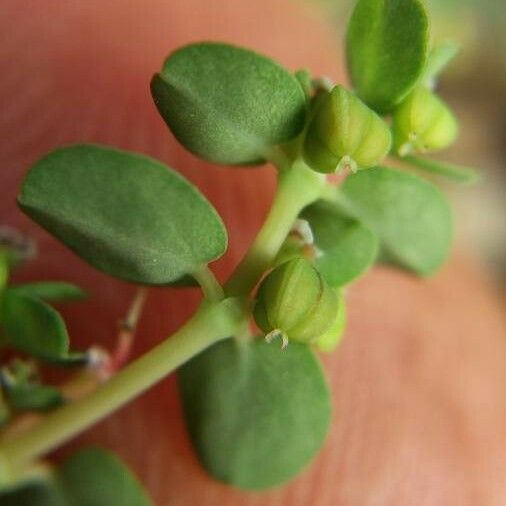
[9,282,87,302]
[178,338,331,490]
[151,42,307,165]
[335,167,452,275]
[18,144,227,285]
[1,292,68,360]
[5,384,63,412]
[300,200,379,287]
[0,291,84,364]
[59,448,153,506]
[346,0,429,113]
[0,481,64,506]
[0,448,153,506]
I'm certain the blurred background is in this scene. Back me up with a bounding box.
[0,1,504,505]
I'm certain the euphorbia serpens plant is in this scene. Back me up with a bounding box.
[0,0,479,502]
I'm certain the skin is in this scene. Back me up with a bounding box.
[1,1,505,504]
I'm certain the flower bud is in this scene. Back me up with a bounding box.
[303,85,392,174]
[393,87,458,156]
[253,258,338,346]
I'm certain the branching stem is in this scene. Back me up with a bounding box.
[0,297,244,476]
[0,157,328,481]
[224,158,326,296]
[192,265,224,302]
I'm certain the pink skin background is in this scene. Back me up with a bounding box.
[1,1,505,505]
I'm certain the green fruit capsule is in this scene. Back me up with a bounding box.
[315,290,346,353]
[393,87,459,156]
[253,258,338,347]
[303,85,392,174]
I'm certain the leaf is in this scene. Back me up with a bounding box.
[346,0,429,113]
[294,69,312,101]
[0,291,84,363]
[400,155,479,185]
[5,384,63,411]
[151,42,307,165]
[0,448,153,506]
[9,282,87,302]
[168,274,199,288]
[18,144,228,285]
[59,447,153,506]
[300,200,379,287]
[0,481,64,506]
[422,41,459,88]
[179,338,331,490]
[0,359,63,411]
[335,167,452,275]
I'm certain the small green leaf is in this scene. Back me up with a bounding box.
[300,200,379,286]
[346,0,429,113]
[335,167,452,275]
[5,384,63,411]
[1,292,68,359]
[422,41,460,87]
[18,144,227,285]
[59,447,153,506]
[179,338,331,490]
[400,155,479,185]
[151,42,307,165]
[0,358,34,384]
[0,480,64,506]
[1,359,64,411]
[0,448,152,506]
[9,282,86,302]
[0,291,83,363]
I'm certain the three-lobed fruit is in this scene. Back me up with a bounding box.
[253,258,339,345]
[315,290,346,352]
[392,87,458,156]
[303,85,392,174]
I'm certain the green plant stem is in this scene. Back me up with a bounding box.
[192,265,224,302]
[224,159,325,296]
[0,157,326,478]
[0,252,8,296]
[0,297,244,476]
